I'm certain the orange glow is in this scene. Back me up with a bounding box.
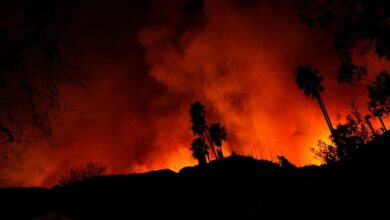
[1,0,387,187]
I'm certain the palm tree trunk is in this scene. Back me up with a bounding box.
[316,95,343,151]
[365,116,377,137]
[204,132,219,160]
[218,146,224,159]
[316,95,334,134]
[377,115,387,132]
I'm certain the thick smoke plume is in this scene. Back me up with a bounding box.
[1,0,384,187]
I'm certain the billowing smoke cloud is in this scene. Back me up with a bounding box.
[1,0,384,187]
[138,0,340,163]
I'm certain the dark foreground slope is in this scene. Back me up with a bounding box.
[1,132,389,220]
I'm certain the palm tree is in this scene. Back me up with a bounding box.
[209,123,227,159]
[191,138,208,166]
[189,101,218,159]
[367,71,389,133]
[189,101,207,136]
[373,109,387,132]
[295,64,334,134]
[364,115,377,137]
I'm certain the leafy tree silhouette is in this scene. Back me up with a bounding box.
[367,71,389,132]
[295,0,390,84]
[338,105,370,160]
[189,101,227,163]
[314,104,371,162]
[295,64,334,135]
[191,137,208,166]
[296,1,390,135]
[189,101,218,160]
[333,124,361,161]
[0,0,80,162]
[373,109,387,132]
[209,123,226,159]
[312,140,338,164]
[189,101,207,136]
[364,115,378,138]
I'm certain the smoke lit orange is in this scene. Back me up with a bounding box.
[1,0,387,188]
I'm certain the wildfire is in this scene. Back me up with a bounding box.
[1,0,386,187]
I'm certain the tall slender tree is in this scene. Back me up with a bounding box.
[373,109,387,132]
[365,115,378,137]
[368,71,389,132]
[209,123,227,159]
[295,64,334,135]
[189,101,218,159]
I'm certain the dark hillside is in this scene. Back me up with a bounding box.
[1,132,389,220]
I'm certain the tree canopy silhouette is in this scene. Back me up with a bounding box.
[0,0,80,162]
[313,104,371,163]
[190,137,208,166]
[189,101,207,136]
[295,64,334,135]
[189,101,227,165]
[209,123,227,159]
[367,71,389,132]
[332,115,369,160]
[312,140,339,164]
[295,0,390,84]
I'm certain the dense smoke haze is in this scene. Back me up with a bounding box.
[1,0,387,187]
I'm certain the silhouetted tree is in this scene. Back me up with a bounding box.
[338,106,370,159]
[364,115,378,137]
[189,101,207,136]
[373,109,387,132]
[0,0,80,161]
[189,101,228,162]
[191,138,208,166]
[367,71,389,132]
[209,123,227,159]
[58,161,106,186]
[319,104,370,161]
[312,140,338,164]
[333,125,360,160]
[189,101,218,159]
[295,0,390,84]
[295,64,334,135]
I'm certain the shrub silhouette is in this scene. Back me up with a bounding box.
[277,155,296,170]
[314,104,371,163]
[58,161,106,186]
[334,105,370,160]
[312,140,339,164]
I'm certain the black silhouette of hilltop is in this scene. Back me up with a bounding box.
[1,132,389,220]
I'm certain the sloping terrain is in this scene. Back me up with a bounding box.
[1,132,389,220]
